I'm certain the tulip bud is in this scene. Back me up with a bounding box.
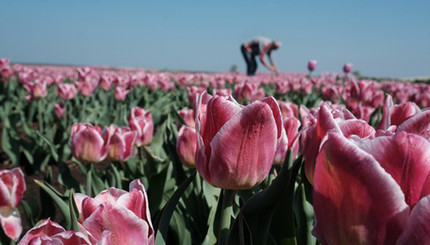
[128,107,154,147]
[176,126,197,168]
[71,123,111,163]
[308,60,317,72]
[343,63,353,73]
[54,103,65,118]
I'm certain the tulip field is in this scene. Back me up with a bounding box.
[2,57,430,244]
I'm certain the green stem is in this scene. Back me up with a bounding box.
[218,189,234,245]
[82,96,87,122]
[37,99,44,133]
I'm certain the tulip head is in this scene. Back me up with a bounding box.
[71,123,111,164]
[343,63,353,73]
[128,107,154,147]
[176,126,197,168]
[308,60,317,72]
[195,93,282,190]
[107,125,136,162]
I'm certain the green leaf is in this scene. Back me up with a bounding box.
[154,171,196,243]
[34,130,59,162]
[228,150,299,245]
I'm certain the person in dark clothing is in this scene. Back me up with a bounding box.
[241,36,281,76]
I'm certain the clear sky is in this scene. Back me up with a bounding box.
[1,0,429,78]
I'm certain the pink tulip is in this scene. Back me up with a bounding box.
[99,72,114,91]
[74,179,154,245]
[195,93,283,189]
[107,125,136,162]
[273,117,301,164]
[0,168,25,241]
[57,83,77,100]
[114,87,130,101]
[313,131,430,245]
[343,63,353,73]
[24,80,47,101]
[77,81,97,97]
[178,108,195,128]
[234,81,265,103]
[71,123,111,164]
[301,104,375,183]
[308,60,317,72]
[277,101,299,118]
[54,103,65,118]
[187,86,206,106]
[18,219,91,245]
[128,107,154,147]
[378,95,420,131]
[176,126,197,168]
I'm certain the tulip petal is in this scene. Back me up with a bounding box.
[313,133,409,245]
[397,110,430,134]
[208,100,278,189]
[0,209,22,241]
[355,132,430,207]
[397,195,430,245]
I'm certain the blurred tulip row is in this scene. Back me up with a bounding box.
[1,57,430,244]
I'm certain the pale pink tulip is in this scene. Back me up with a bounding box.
[18,219,91,245]
[57,83,77,100]
[114,87,130,101]
[74,179,154,245]
[0,168,25,241]
[128,107,154,147]
[71,123,111,163]
[107,125,136,162]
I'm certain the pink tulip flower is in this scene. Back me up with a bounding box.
[308,60,317,72]
[195,93,283,190]
[0,168,25,241]
[24,80,48,101]
[71,123,111,164]
[57,83,77,100]
[18,219,91,245]
[301,104,375,183]
[176,126,197,168]
[343,63,353,73]
[107,125,136,162]
[178,108,195,128]
[54,103,65,118]
[114,87,130,101]
[313,131,430,245]
[277,101,299,118]
[273,116,301,165]
[74,179,154,245]
[128,107,154,147]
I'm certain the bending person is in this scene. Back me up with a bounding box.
[240,36,281,76]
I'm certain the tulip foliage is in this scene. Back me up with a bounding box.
[1,58,430,244]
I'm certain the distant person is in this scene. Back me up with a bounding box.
[241,36,281,76]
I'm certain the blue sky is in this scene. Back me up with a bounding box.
[1,0,429,78]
